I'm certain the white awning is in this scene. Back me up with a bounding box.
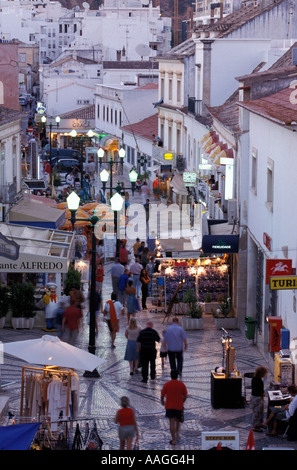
[0,223,74,273]
[9,198,65,229]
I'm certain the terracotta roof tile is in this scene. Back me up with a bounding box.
[120,113,158,141]
[239,87,297,126]
[59,104,95,120]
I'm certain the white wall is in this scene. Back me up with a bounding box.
[194,38,271,107]
[95,84,158,138]
[247,112,297,338]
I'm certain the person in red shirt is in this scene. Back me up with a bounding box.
[161,370,188,445]
[62,300,83,345]
[115,396,139,450]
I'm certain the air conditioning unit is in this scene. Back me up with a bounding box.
[201,431,239,450]
[228,198,237,224]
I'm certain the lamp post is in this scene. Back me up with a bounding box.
[66,191,100,378]
[100,166,138,197]
[42,115,60,183]
[97,147,126,196]
[110,192,125,258]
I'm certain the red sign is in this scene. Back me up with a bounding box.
[266,259,292,284]
[267,316,282,353]
[27,126,33,134]
[263,232,272,251]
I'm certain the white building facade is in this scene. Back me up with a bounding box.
[238,85,297,352]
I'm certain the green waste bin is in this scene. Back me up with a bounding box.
[244,316,256,340]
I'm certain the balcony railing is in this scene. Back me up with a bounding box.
[188,97,202,116]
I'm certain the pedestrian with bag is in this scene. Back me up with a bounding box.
[103,292,123,348]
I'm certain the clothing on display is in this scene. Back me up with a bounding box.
[21,367,80,428]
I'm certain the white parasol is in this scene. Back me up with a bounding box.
[3,335,106,372]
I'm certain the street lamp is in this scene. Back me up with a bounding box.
[99,168,109,192]
[110,192,124,258]
[66,191,80,231]
[43,115,60,183]
[66,191,100,378]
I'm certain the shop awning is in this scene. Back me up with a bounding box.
[9,198,66,229]
[0,422,41,450]
[99,134,118,151]
[0,223,74,273]
[170,174,188,196]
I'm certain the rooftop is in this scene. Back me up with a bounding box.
[120,113,158,142]
[239,87,297,127]
[195,0,285,38]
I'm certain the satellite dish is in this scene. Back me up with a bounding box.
[141,0,150,5]
[82,2,90,10]
[135,44,151,58]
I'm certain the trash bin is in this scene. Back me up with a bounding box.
[244,316,256,340]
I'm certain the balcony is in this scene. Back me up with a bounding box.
[188,97,202,116]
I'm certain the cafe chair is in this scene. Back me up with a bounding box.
[283,408,297,441]
[243,372,254,404]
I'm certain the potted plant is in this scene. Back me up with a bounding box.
[204,292,220,315]
[181,288,204,330]
[64,266,82,295]
[0,285,10,328]
[10,282,36,329]
[212,296,238,330]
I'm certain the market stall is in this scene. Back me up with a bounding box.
[150,255,230,316]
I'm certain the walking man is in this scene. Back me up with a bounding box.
[163,317,187,376]
[129,256,143,298]
[137,321,160,383]
[103,292,124,348]
[161,370,188,445]
[111,257,124,297]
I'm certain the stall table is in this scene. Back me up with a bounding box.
[211,370,242,409]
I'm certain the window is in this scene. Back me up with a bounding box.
[266,158,274,211]
[251,148,257,194]
[97,104,100,119]
[168,78,172,101]
[177,80,181,103]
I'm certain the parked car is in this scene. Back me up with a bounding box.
[55,158,81,184]
[42,146,82,162]
[19,95,28,106]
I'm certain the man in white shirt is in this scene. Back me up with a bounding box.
[263,384,297,436]
[103,292,124,348]
[129,257,143,298]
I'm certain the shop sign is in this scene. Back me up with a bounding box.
[263,232,272,251]
[202,235,239,254]
[164,153,173,160]
[183,172,197,187]
[266,259,292,284]
[269,276,297,290]
[0,253,68,273]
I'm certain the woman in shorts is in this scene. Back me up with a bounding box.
[115,396,139,450]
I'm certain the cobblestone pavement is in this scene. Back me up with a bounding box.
[0,171,296,451]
